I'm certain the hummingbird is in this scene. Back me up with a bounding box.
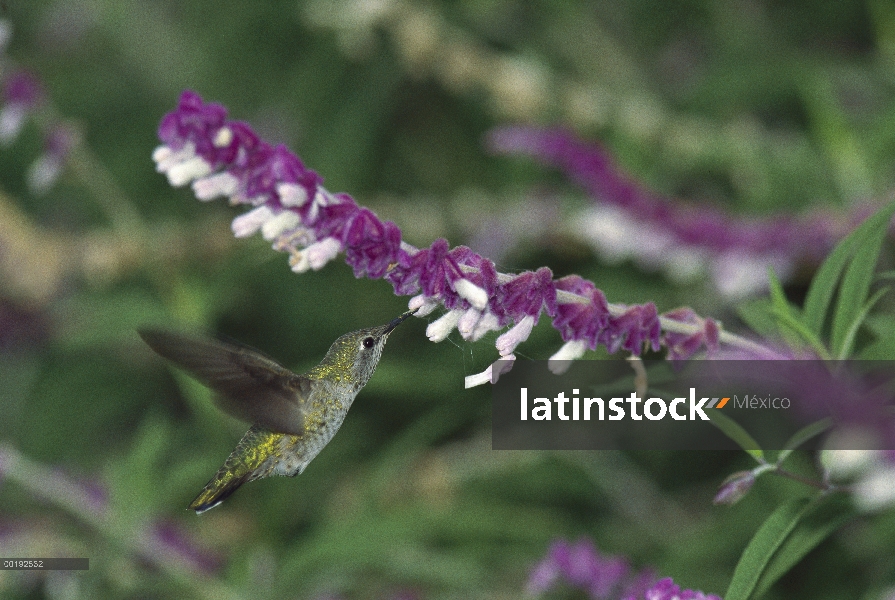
[138,309,416,514]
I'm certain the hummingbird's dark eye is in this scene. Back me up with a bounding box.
[362,336,375,349]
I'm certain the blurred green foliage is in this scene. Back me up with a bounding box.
[1,1,895,599]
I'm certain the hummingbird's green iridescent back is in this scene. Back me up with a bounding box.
[139,310,415,514]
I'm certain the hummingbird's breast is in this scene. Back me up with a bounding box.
[264,383,357,478]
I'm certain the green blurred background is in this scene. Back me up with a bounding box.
[1,1,895,598]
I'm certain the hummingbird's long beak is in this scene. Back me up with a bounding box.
[384,308,418,334]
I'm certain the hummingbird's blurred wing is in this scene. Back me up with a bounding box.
[138,329,311,436]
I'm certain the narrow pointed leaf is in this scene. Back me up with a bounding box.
[831,203,895,355]
[752,493,856,599]
[708,409,765,463]
[803,231,859,337]
[836,286,890,360]
[724,498,811,600]
[766,267,830,355]
[776,418,832,465]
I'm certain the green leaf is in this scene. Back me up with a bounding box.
[767,267,799,323]
[857,314,895,359]
[752,493,856,599]
[776,418,833,465]
[769,304,830,359]
[708,409,765,463]
[724,498,812,600]
[737,298,783,340]
[835,286,890,359]
[766,268,828,356]
[831,203,895,355]
[803,203,895,336]
[802,218,862,336]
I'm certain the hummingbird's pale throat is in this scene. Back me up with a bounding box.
[139,309,415,514]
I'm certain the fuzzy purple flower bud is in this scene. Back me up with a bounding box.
[714,470,756,505]
[553,275,611,348]
[662,308,720,362]
[342,208,401,278]
[495,267,557,321]
[600,303,662,355]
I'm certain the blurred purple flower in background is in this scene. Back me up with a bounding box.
[526,537,720,600]
[640,578,723,600]
[0,69,44,144]
[487,126,880,298]
[27,124,76,195]
[0,24,76,194]
[151,519,222,575]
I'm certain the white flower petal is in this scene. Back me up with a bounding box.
[153,142,196,172]
[464,355,516,388]
[213,126,233,148]
[231,205,275,238]
[574,205,639,264]
[663,247,708,283]
[464,369,492,389]
[454,278,489,310]
[278,182,310,207]
[192,172,239,201]
[471,311,500,342]
[261,210,301,241]
[306,237,342,270]
[495,315,535,356]
[548,340,587,374]
[408,294,439,317]
[457,308,481,339]
[151,145,173,165]
[166,155,212,187]
[426,309,463,342]
[712,253,792,299]
[289,252,311,273]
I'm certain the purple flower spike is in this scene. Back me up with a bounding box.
[155,91,775,388]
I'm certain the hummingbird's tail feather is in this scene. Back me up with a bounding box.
[189,471,252,514]
[188,425,286,514]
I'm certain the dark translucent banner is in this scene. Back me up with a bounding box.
[491,360,895,450]
[0,558,89,570]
